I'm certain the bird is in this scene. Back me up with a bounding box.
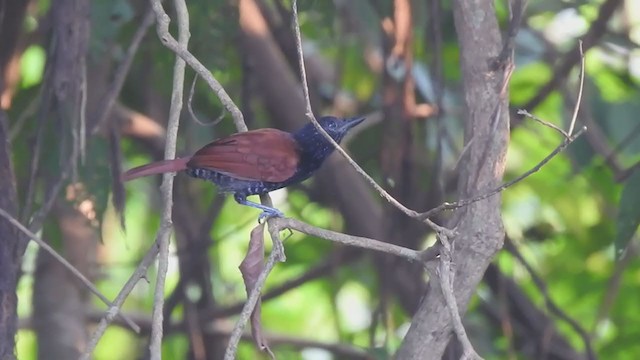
[123,116,365,220]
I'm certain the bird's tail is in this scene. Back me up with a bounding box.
[122,157,190,181]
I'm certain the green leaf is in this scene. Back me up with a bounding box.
[20,45,46,88]
[615,169,640,259]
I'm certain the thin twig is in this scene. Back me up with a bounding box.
[567,41,585,136]
[421,41,588,218]
[262,193,287,262]
[273,217,422,262]
[517,109,569,138]
[187,74,225,126]
[148,0,190,358]
[0,207,139,332]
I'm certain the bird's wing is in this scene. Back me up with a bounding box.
[186,129,301,183]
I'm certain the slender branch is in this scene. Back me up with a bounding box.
[0,207,139,332]
[187,75,224,126]
[567,41,585,136]
[148,0,190,358]
[272,217,423,263]
[517,109,569,138]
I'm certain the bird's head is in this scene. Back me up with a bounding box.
[293,116,365,163]
[316,116,365,143]
[295,116,365,144]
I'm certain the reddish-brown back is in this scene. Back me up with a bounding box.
[186,129,301,183]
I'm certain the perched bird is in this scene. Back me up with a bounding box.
[123,116,365,220]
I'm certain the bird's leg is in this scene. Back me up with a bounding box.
[234,193,284,221]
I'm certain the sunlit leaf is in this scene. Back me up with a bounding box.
[20,45,46,88]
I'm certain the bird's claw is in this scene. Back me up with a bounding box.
[258,209,284,223]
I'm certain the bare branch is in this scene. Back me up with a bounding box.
[148,0,190,358]
[567,41,585,136]
[517,109,569,138]
[273,217,423,263]
[187,75,224,127]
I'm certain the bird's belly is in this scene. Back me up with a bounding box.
[186,168,285,195]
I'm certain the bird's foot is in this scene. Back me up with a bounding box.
[258,208,285,223]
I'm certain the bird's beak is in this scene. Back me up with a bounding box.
[341,116,365,131]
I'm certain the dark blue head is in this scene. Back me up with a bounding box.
[292,116,365,168]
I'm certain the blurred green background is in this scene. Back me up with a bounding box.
[3,0,640,359]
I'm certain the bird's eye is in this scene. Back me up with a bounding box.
[328,121,337,129]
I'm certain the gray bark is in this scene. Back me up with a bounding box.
[396,0,509,358]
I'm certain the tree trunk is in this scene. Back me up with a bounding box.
[396,0,510,357]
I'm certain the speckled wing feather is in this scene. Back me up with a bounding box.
[186,129,300,183]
